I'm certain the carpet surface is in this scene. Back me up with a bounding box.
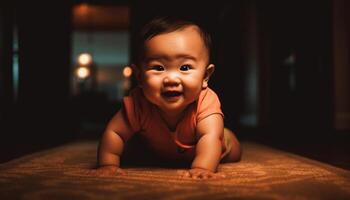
[0,141,349,200]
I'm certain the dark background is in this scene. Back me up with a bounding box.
[1,0,349,169]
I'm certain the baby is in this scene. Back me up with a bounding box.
[96,16,241,179]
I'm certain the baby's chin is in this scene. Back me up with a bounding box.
[159,101,196,113]
[160,104,186,112]
[147,95,196,112]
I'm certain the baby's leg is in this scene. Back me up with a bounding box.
[222,128,242,163]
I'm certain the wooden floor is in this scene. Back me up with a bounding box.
[0,140,349,200]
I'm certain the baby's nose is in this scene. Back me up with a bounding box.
[163,73,180,86]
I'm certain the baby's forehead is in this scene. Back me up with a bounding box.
[146,27,207,50]
[145,25,203,43]
[165,25,201,38]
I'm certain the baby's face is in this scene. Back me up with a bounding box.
[139,25,211,114]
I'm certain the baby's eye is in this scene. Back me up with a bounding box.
[180,65,191,71]
[151,65,164,71]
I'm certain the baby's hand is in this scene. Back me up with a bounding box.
[88,165,126,177]
[183,168,226,180]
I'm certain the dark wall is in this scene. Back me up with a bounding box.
[257,0,333,135]
[0,3,14,137]
[0,2,75,162]
[16,2,74,140]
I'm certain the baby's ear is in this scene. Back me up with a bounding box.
[202,64,215,89]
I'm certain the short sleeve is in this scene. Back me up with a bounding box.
[123,88,146,132]
[196,88,224,122]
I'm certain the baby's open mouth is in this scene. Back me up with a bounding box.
[161,91,182,98]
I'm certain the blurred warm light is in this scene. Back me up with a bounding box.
[76,66,90,79]
[77,53,92,65]
[123,66,132,78]
[72,4,130,30]
[76,3,90,15]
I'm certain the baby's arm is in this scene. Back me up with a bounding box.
[96,108,134,175]
[185,114,225,179]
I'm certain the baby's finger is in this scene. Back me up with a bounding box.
[191,174,200,179]
[194,171,210,180]
[181,171,190,178]
[212,172,226,179]
[217,172,226,178]
[200,173,209,179]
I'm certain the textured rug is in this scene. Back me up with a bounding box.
[0,141,349,200]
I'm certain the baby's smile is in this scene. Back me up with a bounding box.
[161,90,183,101]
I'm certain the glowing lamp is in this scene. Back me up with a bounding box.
[76,66,90,79]
[77,53,93,65]
[123,66,132,78]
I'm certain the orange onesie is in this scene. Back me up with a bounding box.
[123,87,231,161]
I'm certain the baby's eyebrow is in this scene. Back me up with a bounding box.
[146,54,197,62]
[174,54,197,61]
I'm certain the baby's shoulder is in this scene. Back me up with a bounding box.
[197,88,220,107]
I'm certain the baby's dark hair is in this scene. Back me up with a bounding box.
[135,16,212,63]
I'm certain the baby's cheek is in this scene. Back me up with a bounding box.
[144,76,160,87]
